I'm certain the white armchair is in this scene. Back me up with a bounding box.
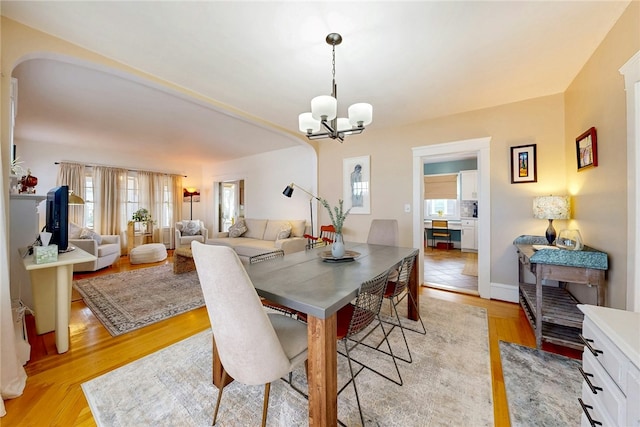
[175,220,208,248]
[68,223,121,272]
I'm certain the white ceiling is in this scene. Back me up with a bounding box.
[2,1,631,164]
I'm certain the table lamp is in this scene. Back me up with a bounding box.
[532,195,570,245]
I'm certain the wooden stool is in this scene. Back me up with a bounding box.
[174,247,195,274]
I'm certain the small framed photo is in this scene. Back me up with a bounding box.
[576,127,598,171]
[510,144,537,184]
[343,155,370,214]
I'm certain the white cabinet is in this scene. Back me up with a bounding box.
[10,194,46,309]
[461,219,477,251]
[460,170,478,200]
[578,305,640,427]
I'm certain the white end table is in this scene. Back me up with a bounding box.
[22,247,96,354]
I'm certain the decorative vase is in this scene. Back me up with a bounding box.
[331,233,345,258]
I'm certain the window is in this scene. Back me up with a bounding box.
[425,199,459,218]
[84,175,94,228]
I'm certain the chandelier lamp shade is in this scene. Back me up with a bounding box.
[283,183,320,237]
[298,33,373,143]
[532,195,570,245]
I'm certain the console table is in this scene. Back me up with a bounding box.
[513,235,608,350]
[22,247,96,353]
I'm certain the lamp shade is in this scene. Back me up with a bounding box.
[532,196,570,219]
[311,95,337,121]
[283,184,294,198]
[348,103,373,126]
[298,112,320,134]
[68,191,85,205]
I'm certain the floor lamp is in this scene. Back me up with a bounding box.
[282,183,319,237]
[184,187,197,220]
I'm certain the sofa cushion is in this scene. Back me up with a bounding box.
[97,242,120,257]
[228,220,248,238]
[69,222,83,239]
[289,220,306,237]
[243,219,267,240]
[263,220,292,241]
[233,240,281,257]
[80,228,103,245]
[181,220,201,236]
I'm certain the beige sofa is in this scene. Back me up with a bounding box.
[206,218,307,260]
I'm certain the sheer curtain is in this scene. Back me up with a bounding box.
[57,162,85,226]
[94,166,127,236]
[138,171,182,245]
[1,160,27,416]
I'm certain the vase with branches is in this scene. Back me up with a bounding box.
[320,198,351,258]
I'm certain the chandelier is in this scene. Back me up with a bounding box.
[298,33,373,143]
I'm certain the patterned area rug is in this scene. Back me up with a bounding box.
[499,341,582,426]
[82,297,493,426]
[73,264,204,336]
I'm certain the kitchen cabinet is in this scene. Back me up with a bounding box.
[460,170,478,200]
[578,305,640,427]
[461,219,477,251]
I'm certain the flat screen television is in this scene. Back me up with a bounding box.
[46,185,69,252]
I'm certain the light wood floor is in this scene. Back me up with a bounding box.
[2,251,581,426]
[424,247,479,293]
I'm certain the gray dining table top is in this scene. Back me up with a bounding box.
[244,242,419,319]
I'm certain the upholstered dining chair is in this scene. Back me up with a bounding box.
[190,242,308,426]
[336,270,402,426]
[366,219,399,246]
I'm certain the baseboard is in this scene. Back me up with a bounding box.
[490,282,518,303]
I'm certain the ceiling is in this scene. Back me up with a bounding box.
[2,1,631,165]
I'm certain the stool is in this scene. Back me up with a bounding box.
[174,247,195,274]
[130,243,167,265]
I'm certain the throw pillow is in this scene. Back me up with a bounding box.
[69,222,83,239]
[182,220,201,236]
[228,220,247,238]
[276,223,292,240]
[79,228,103,245]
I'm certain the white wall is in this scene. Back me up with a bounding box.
[202,144,318,234]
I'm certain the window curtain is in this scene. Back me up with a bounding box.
[138,171,182,247]
[424,174,458,199]
[1,158,27,416]
[57,162,85,226]
[93,166,127,236]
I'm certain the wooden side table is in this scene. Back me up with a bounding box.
[513,235,608,350]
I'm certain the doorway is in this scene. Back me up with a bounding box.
[217,179,244,232]
[412,137,491,299]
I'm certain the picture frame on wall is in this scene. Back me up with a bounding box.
[343,155,370,214]
[576,127,598,171]
[510,144,537,184]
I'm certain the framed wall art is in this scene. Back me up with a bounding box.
[343,155,370,214]
[510,144,537,184]
[576,127,598,171]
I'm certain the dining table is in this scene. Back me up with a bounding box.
[212,241,420,426]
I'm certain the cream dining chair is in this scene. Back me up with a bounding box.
[190,242,308,426]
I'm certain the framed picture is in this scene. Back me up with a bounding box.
[510,144,537,184]
[343,155,370,214]
[576,127,598,171]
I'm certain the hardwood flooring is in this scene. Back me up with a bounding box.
[424,247,479,294]
[2,251,581,426]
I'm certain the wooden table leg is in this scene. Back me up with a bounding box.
[407,253,420,321]
[307,313,337,427]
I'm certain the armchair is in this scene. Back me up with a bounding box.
[68,223,121,272]
[175,220,208,248]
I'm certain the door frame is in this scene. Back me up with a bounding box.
[412,137,491,299]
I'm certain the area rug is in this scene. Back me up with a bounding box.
[73,264,204,336]
[82,297,493,426]
[499,341,582,427]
